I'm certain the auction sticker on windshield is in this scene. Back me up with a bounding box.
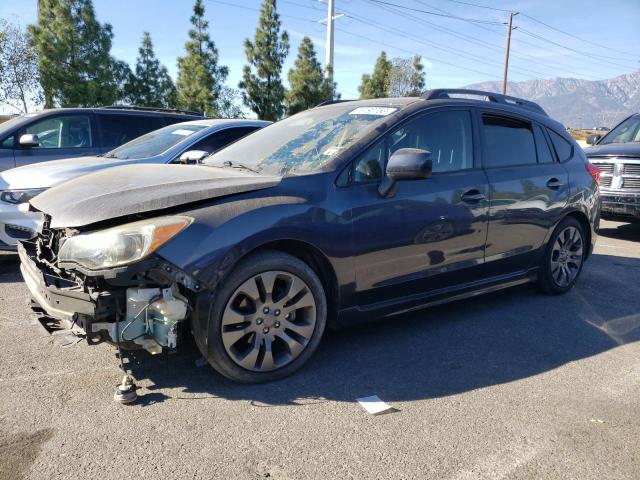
[349,107,398,116]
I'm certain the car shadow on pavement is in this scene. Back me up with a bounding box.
[598,221,640,241]
[125,252,640,407]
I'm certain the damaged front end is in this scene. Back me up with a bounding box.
[19,215,199,354]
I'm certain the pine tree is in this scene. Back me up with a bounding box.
[409,54,426,96]
[358,51,392,99]
[28,0,123,107]
[177,0,228,115]
[128,32,177,108]
[240,0,289,121]
[286,36,337,115]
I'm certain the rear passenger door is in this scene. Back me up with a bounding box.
[480,112,569,275]
[14,113,99,167]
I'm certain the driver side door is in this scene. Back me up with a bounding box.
[348,109,489,309]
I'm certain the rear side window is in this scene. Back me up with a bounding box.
[533,125,554,164]
[98,114,166,148]
[191,127,259,154]
[482,115,536,167]
[547,129,573,162]
[25,115,93,149]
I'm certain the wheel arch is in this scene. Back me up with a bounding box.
[562,210,593,260]
[244,239,340,326]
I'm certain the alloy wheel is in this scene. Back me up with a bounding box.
[221,270,317,372]
[550,226,583,287]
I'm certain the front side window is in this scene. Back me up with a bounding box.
[598,115,640,144]
[482,115,536,167]
[388,110,473,173]
[204,104,400,175]
[103,123,206,160]
[25,115,92,149]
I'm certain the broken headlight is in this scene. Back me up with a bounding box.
[58,216,192,269]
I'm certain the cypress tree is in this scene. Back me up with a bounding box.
[177,0,228,115]
[28,0,124,107]
[286,36,337,115]
[240,0,289,121]
[358,51,392,99]
[128,32,177,108]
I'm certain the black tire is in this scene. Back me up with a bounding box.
[538,217,586,294]
[204,250,327,383]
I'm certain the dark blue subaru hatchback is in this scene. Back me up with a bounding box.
[21,89,599,383]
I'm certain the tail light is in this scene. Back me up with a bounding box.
[585,162,600,185]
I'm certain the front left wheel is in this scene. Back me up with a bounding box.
[204,251,327,383]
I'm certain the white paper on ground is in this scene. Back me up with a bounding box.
[356,395,398,415]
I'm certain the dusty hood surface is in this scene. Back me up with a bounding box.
[31,164,281,228]
[0,155,166,190]
[584,143,640,158]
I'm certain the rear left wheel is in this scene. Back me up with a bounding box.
[204,251,327,383]
[538,217,586,294]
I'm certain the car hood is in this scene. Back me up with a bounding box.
[584,142,640,158]
[30,164,281,228]
[0,155,166,190]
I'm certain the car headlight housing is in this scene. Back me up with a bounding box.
[58,216,192,270]
[0,188,46,204]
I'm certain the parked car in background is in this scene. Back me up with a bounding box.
[20,90,599,384]
[586,113,640,222]
[0,119,268,250]
[0,107,204,172]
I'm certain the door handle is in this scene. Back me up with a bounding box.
[546,178,564,189]
[461,189,485,203]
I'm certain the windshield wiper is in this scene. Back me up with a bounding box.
[216,160,260,174]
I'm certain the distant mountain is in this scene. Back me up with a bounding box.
[465,70,640,129]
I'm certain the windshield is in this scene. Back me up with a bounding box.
[104,124,206,160]
[599,115,640,144]
[203,104,399,175]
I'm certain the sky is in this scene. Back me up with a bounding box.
[1,0,639,102]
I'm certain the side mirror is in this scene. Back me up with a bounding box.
[178,150,209,164]
[379,148,433,197]
[19,134,40,148]
[586,134,601,145]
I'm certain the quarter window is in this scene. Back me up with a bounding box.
[388,110,473,173]
[482,115,536,167]
[25,115,92,149]
[547,129,573,162]
[98,114,161,148]
[352,140,385,183]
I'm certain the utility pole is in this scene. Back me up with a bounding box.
[502,12,518,95]
[324,0,335,81]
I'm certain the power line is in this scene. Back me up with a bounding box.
[366,0,602,80]
[439,0,638,60]
[441,0,512,12]
[367,0,505,25]
[334,26,501,79]
[517,27,638,70]
[520,12,638,59]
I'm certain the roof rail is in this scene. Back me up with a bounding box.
[100,105,204,116]
[423,89,547,116]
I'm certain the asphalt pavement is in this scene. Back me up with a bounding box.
[1,219,639,479]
